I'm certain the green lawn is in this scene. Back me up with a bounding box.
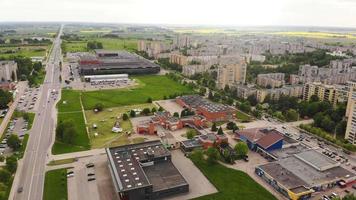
[0,45,49,58]
[82,75,194,110]
[192,159,277,200]
[62,38,138,53]
[57,89,83,112]
[236,110,252,122]
[85,104,153,148]
[52,89,90,155]
[43,168,68,200]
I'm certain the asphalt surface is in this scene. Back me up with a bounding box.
[13,25,63,200]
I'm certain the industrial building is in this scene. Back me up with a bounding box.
[78,50,160,75]
[83,74,129,83]
[176,95,236,122]
[255,149,355,200]
[106,140,189,200]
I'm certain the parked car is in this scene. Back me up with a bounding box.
[88,177,96,181]
[86,163,94,168]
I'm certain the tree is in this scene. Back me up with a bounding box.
[158,106,164,112]
[23,112,30,121]
[186,129,196,139]
[0,169,11,183]
[226,121,237,130]
[56,120,77,144]
[146,97,152,103]
[310,95,319,102]
[122,113,129,121]
[247,95,258,106]
[336,120,347,136]
[5,156,17,173]
[141,108,151,116]
[190,149,204,161]
[217,127,224,135]
[199,87,206,96]
[0,89,12,109]
[173,112,179,118]
[7,134,21,151]
[94,103,104,112]
[234,142,249,158]
[206,147,220,165]
[239,102,251,113]
[87,41,103,50]
[285,109,299,122]
[211,122,218,132]
[0,155,4,162]
[130,110,136,117]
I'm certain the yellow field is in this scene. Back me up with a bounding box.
[272,31,356,39]
[79,30,112,33]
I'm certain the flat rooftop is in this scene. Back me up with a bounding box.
[181,138,202,149]
[178,95,234,113]
[106,140,171,192]
[259,162,308,189]
[278,155,353,187]
[143,161,188,192]
[294,149,339,171]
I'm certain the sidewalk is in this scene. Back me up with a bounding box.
[48,148,106,163]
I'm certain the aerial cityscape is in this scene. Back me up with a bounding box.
[1,1,356,200]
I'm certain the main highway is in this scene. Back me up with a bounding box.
[12,25,63,200]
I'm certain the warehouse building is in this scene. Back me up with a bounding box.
[106,140,189,200]
[256,149,355,200]
[79,50,160,75]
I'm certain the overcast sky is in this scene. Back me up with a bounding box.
[1,0,356,27]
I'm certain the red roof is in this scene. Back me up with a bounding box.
[256,131,283,149]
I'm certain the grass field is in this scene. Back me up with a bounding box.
[53,89,90,155]
[85,103,154,148]
[236,110,252,122]
[82,75,194,110]
[192,159,277,200]
[43,168,68,200]
[0,45,49,58]
[47,158,76,166]
[62,38,138,53]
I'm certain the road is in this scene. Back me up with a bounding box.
[11,25,63,200]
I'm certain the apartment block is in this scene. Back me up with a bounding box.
[345,82,356,144]
[0,61,18,83]
[257,73,285,88]
[302,82,347,106]
[256,85,303,103]
[217,61,247,89]
[137,40,170,59]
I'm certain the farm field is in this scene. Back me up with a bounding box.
[62,38,138,53]
[81,75,194,110]
[271,31,356,39]
[85,103,154,148]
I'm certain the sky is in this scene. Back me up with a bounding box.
[1,0,356,28]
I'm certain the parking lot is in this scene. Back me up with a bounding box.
[17,87,41,112]
[0,117,29,156]
[66,154,118,200]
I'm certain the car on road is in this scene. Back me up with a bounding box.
[67,173,74,178]
[88,177,96,181]
[17,187,23,193]
[88,173,95,176]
